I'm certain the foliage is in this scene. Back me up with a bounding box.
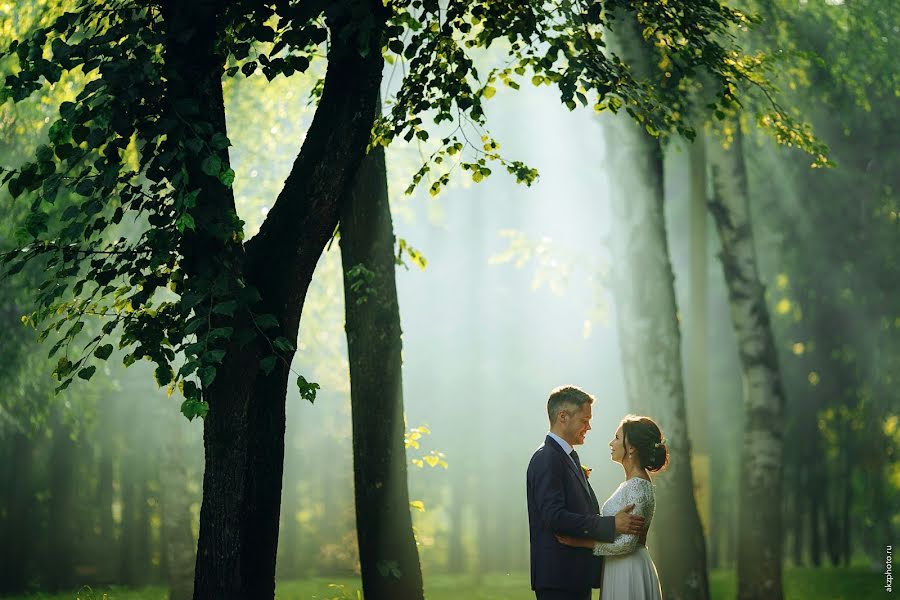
[745,0,900,564]
[0,0,820,422]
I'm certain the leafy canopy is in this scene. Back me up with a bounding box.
[0,0,796,419]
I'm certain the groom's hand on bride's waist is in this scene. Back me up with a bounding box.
[614,504,646,536]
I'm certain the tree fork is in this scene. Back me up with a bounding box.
[162,0,387,597]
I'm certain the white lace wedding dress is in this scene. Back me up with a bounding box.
[593,477,663,599]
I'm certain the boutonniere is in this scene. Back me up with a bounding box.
[581,465,592,479]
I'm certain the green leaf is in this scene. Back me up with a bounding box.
[178,360,200,377]
[94,344,114,360]
[273,336,293,353]
[78,366,96,380]
[255,314,279,329]
[201,154,222,177]
[219,168,235,187]
[212,300,238,316]
[203,349,226,364]
[211,133,231,149]
[260,355,277,375]
[36,145,54,163]
[208,327,233,340]
[48,120,70,144]
[296,375,320,404]
[180,398,209,421]
[198,366,216,387]
[176,213,196,232]
[184,317,205,335]
[75,178,94,196]
[154,365,173,386]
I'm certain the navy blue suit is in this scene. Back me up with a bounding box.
[527,435,616,598]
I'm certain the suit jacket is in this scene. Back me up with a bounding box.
[527,435,616,592]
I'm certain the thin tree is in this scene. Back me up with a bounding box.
[340,113,424,598]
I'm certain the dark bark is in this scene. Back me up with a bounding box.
[340,126,425,599]
[0,431,33,594]
[708,125,786,600]
[97,441,115,548]
[157,1,385,597]
[119,446,140,584]
[791,476,805,566]
[605,13,711,600]
[841,448,851,566]
[809,443,823,566]
[47,420,76,591]
[136,476,153,583]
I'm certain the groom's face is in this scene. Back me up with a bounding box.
[564,402,592,446]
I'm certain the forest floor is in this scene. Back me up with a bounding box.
[3,566,885,600]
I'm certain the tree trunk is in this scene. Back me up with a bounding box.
[97,437,116,558]
[446,477,466,574]
[136,476,153,584]
[792,475,805,566]
[161,414,196,600]
[47,418,76,591]
[841,448,851,566]
[120,444,140,585]
[340,124,425,600]
[688,135,709,454]
[0,431,33,594]
[809,481,822,566]
[604,15,710,600]
[707,125,786,600]
[156,1,384,598]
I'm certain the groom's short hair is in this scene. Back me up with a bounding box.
[547,385,595,425]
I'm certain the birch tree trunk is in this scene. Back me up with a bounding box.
[707,124,786,600]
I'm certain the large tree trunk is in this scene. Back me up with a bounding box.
[605,15,711,600]
[340,125,425,600]
[708,125,786,600]
[160,1,385,597]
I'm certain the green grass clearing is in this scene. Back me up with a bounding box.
[1,567,886,600]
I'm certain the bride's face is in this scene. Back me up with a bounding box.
[609,425,626,464]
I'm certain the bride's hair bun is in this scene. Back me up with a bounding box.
[620,415,669,473]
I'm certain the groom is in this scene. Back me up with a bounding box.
[527,385,645,600]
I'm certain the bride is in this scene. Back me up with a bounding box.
[556,415,666,599]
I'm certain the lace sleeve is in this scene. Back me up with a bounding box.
[592,480,652,557]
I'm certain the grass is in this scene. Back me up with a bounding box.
[2,567,887,600]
